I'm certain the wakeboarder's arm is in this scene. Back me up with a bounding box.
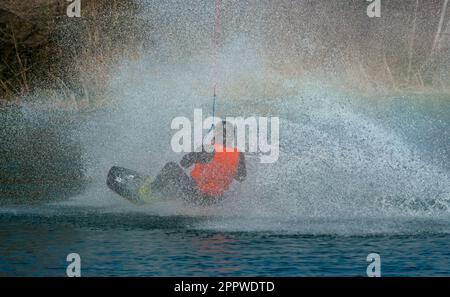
[180,151,214,168]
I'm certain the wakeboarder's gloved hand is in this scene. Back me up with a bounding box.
[180,151,215,168]
[180,153,195,168]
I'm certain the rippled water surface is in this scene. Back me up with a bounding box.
[1,206,450,276]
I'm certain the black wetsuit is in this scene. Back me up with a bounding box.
[151,149,246,205]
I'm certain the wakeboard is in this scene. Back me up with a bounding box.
[106,166,155,204]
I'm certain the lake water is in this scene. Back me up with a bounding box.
[1,205,450,276]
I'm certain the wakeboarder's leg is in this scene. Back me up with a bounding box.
[151,162,200,201]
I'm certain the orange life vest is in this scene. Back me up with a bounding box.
[191,144,240,197]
